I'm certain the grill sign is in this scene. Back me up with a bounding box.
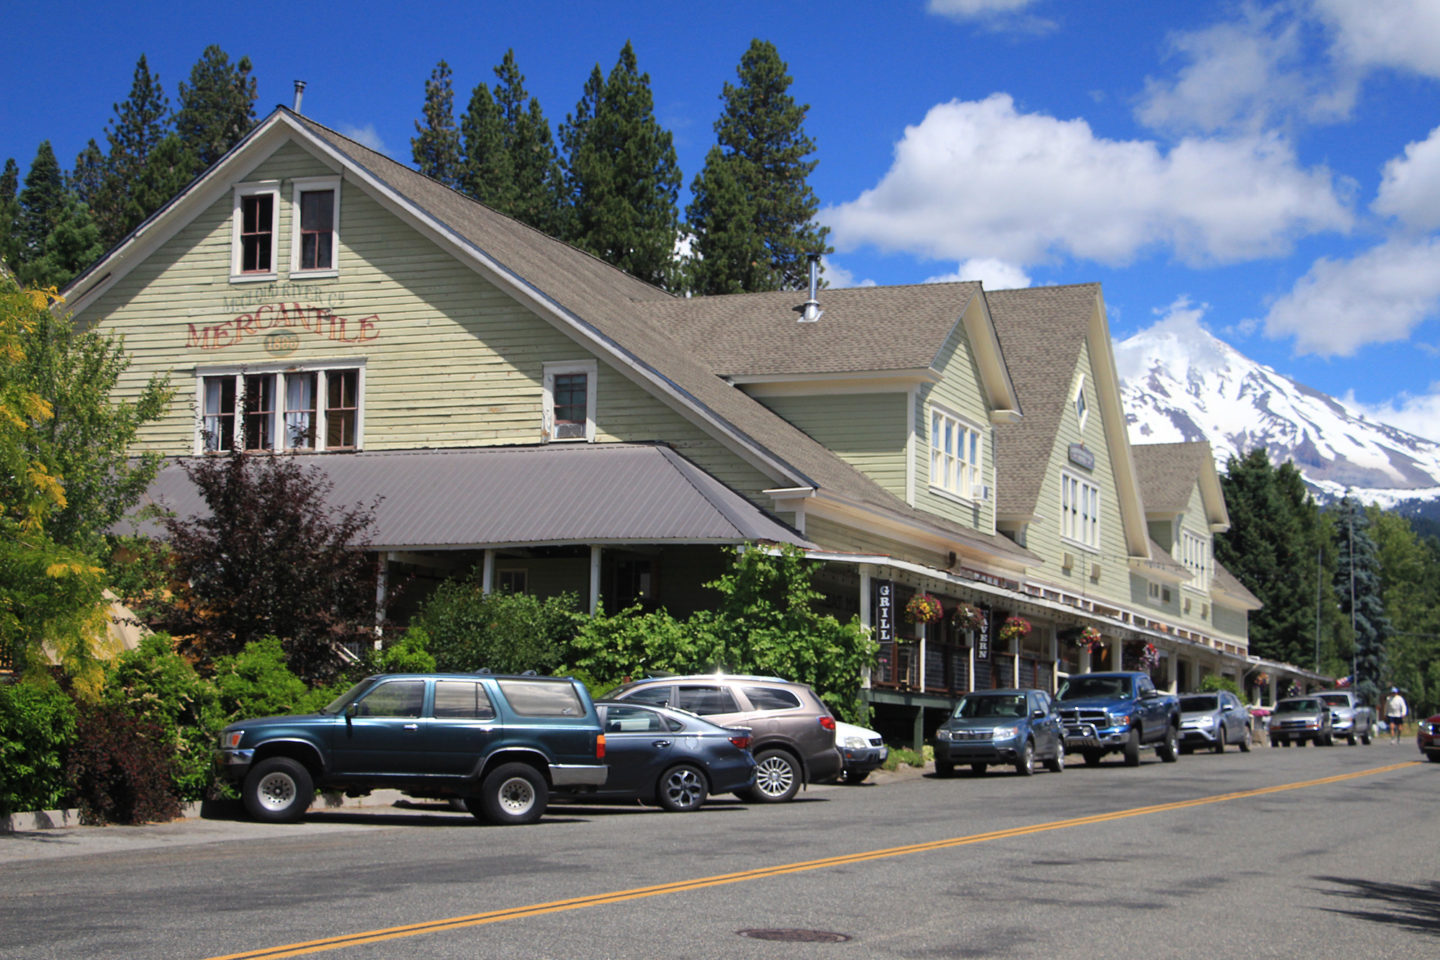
[876,580,894,643]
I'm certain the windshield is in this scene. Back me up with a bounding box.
[1276,698,1320,713]
[953,695,1027,719]
[1180,695,1218,712]
[322,679,375,715]
[1056,676,1129,701]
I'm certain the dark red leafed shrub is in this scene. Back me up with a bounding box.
[65,701,181,825]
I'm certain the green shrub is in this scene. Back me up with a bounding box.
[1199,675,1243,697]
[0,679,78,816]
[103,634,222,801]
[883,745,931,770]
[567,606,721,695]
[413,578,582,674]
[211,637,314,721]
[370,625,437,673]
[66,701,181,825]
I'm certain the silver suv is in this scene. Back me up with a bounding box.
[604,674,841,802]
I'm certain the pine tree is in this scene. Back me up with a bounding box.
[560,41,681,288]
[687,39,830,294]
[70,140,106,210]
[131,135,196,225]
[0,158,20,268]
[1369,508,1440,715]
[493,50,568,238]
[175,45,258,174]
[1333,494,1391,706]
[412,60,463,190]
[458,75,512,208]
[16,142,67,270]
[97,55,172,245]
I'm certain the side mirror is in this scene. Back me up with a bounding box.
[345,702,359,719]
[1140,688,1159,699]
[1031,709,1046,720]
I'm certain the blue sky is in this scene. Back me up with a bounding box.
[5,0,1439,439]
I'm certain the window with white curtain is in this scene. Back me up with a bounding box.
[199,363,362,454]
[929,407,983,499]
[1061,472,1100,549]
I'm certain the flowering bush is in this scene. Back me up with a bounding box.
[905,593,944,624]
[998,615,1031,642]
[1073,626,1103,651]
[953,603,986,633]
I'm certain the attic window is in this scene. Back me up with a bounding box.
[1074,376,1089,430]
[231,181,279,281]
[291,176,341,275]
[543,360,597,442]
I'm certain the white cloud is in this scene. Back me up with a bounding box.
[822,94,1352,269]
[820,257,875,289]
[1312,0,1440,78]
[336,123,387,153]
[1262,236,1440,355]
[927,0,1054,31]
[1342,386,1440,444]
[923,258,1031,289]
[1373,125,1440,232]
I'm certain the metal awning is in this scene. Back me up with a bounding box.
[125,443,812,551]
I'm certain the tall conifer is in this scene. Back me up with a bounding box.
[560,42,681,288]
[97,55,172,245]
[0,158,19,268]
[1333,494,1390,705]
[412,60,463,190]
[687,39,829,294]
[493,51,568,238]
[459,76,512,209]
[175,45,258,174]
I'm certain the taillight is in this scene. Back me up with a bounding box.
[596,733,606,759]
[819,716,836,731]
[730,735,751,751]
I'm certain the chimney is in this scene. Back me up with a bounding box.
[293,81,307,114]
[799,253,823,323]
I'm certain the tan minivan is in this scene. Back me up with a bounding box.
[604,674,841,802]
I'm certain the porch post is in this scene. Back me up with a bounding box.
[373,552,389,650]
[589,545,602,615]
[482,549,495,595]
[859,565,873,689]
[1165,650,1178,694]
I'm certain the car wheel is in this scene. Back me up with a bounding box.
[1239,726,1252,753]
[1427,751,1440,763]
[1015,739,1035,776]
[1045,740,1065,773]
[1212,726,1226,754]
[740,749,800,803]
[473,762,547,825]
[242,757,314,823]
[1123,728,1142,766]
[841,769,870,785]
[657,764,709,812]
[1179,744,1193,755]
[1297,737,1307,747]
[1270,736,1280,747]
[935,762,955,778]
[970,763,988,775]
[1159,726,1179,763]
[1360,732,1371,745]
[1083,750,1103,766]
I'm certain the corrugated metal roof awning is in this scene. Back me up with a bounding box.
[126,444,813,551]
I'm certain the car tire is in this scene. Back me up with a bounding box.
[1045,741,1065,773]
[1297,738,1307,747]
[1159,726,1179,763]
[1427,751,1439,763]
[1212,726,1226,754]
[1360,732,1371,745]
[1015,739,1035,776]
[740,749,800,803]
[935,762,955,778]
[657,764,708,812]
[242,757,314,823]
[970,763,988,775]
[1124,728,1142,766]
[1179,744,1193,755]
[472,762,547,825]
[841,770,870,785]
[1239,726,1252,753]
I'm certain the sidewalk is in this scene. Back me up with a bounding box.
[1,788,412,834]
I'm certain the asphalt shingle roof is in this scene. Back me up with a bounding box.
[1131,442,1216,515]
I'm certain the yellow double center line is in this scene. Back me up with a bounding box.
[207,761,1418,960]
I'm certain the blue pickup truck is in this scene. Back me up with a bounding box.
[1054,671,1181,766]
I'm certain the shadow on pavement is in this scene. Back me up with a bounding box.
[1314,875,1440,935]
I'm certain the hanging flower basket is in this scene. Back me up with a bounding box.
[998,615,1031,643]
[1071,626,1103,652]
[953,602,986,633]
[1254,672,1270,687]
[905,592,944,624]
[1138,642,1159,670]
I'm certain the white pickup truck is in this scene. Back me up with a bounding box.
[1317,690,1376,745]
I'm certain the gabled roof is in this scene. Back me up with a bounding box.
[1212,560,1262,610]
[126,445,813,550]
[987,284,1150,557]
[69,108,1036,569]
[1130,441,1231,531]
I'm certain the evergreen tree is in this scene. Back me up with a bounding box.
[175,45,258,174]
[97,55,172,245]
[16,193,104,291]
[1368,508,1440,716]
[560,41,681,288]
[458,74,512,208]
[15,142,66,270]
[412,60,463,190]
[493,50,569,238]
[130,134,196,227]
[687,39,830,294]
[0,158,18,268]
[1333,494,1390,705]
[69,140,106,210]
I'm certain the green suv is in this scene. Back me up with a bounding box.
[215,673,607,825]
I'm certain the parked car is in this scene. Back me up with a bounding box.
[1178,691,1253,753]
[934,688,1065,777]
[604,674,841,802]
[1054,671,1181,766]
[1316,690,1376,745]
[552,701,755,811]
[835,720,887,783]
[215,673,607,824]
[1417,713,1440,762]
[1269,695,1334,747]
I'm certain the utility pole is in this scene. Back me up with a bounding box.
[1314,546,1322,673]
[1348,502,1357,687]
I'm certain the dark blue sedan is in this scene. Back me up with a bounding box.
[558,701,756,812]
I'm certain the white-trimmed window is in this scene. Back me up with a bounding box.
[1061,472,1100,549]
[1181,529,1210,590]
[1074,375,1089,431]
[542,360,596,442]
[231,181,280,281]
[198,363,363,453]
[929,407,984,500]
[290,176,340,276]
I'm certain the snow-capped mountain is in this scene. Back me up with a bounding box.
[1114,314,1440,510]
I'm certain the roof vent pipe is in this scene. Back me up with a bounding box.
[800,253,822,323]
[293,80,307,114]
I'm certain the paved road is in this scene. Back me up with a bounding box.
[2,743,1435,959]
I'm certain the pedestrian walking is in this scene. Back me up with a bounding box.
[1383,687,1408,744]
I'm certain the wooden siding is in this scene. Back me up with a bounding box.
[803,514,951,572]
[82,136,778,507]
[757,393,908,498]
[914,307,996,532]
